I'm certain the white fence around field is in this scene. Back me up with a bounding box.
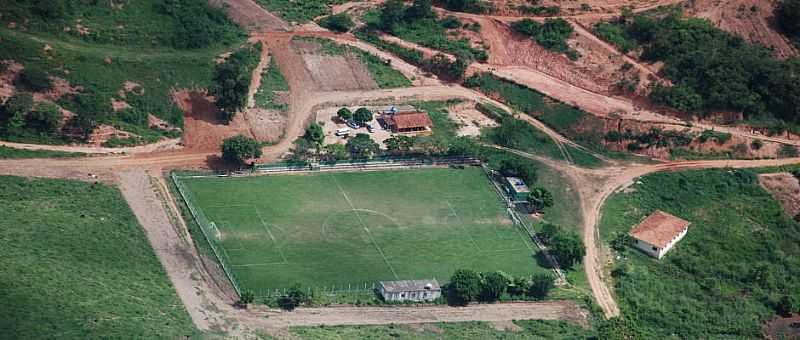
[254,156,482,174]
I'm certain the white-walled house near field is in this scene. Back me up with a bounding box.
[379,279,441,302]
[629,210,690,259]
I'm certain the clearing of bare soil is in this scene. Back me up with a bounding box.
[690,0,798,59]
[447,101,498,136]
[173,90,254,151]
[242,107,287,142]
[759,172,800,219]
[0,61,22,102]
[763,313,800,340]
[211,0,289,32]
[291,38,379,91]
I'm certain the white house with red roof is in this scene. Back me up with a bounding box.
[629,210,690,259]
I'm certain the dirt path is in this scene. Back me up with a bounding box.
[258,301,587,328]
[0,139,181,155]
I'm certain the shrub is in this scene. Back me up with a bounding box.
[319,13,354,32]
[511,18,574,53]
[478,271,508,302]
[346,133,379,158]
[750,139,763,150]
[72,93,111,135]
[353,107,374,124]
[446,269,481,306]
[779,144,798,157]
[776,0,800,39]
[118,108,149,126]
[27,102,62,133]
[2,93,34,117]
[650,84,703,113]
[527,273,554,299]
[336,107,353,122]
[17,67,52,92]
[443,0,493,13]
[221,135,262,165]
[162,0,241,49]
[549,230,584,269]
[277,285,309,311]
[440,16,462,29]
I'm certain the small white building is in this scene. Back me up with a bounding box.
[629,210,690,259]
[378,279,441,302]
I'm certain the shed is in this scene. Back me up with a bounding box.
[378,279,441,302]
[503,177,530,202]
[629,210,690,259]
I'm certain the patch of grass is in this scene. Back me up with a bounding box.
[390,18,488,62]
[292,320,594,339]
[593,22,638,53]
[0,28,245,142]
[0,176,196,338]
[177,167,546,293]
[254,56,289,111]
[599,169,800,338]
[253,0,347,24]
[0,145,83,159]
[296,37,411,88]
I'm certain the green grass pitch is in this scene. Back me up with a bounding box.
[178,167,547,292]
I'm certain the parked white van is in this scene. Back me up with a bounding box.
[335,127,351,136]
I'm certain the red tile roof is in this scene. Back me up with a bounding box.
[629,210,690,248]
[388,112,432,130]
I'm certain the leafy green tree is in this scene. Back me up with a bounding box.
[319,13,354,32]
[33,0,68,19]
[550,231,585,269]
[384,135,415,154]
[527,273,554,299]
[27,102,62,133]
[596,317,643,340]
[73,93,111,136]
[495,154,537,183]
[321,143,348,163]
[236,290,255,308]
[538,222,560,245]
[527,187,554,213]
[337,107,353,122]
[17,67,52,92]
[289,138,314,163]
[512,18,574,53]
[610,231,633,253]
[278,285,310,311]
[508,276,529,296]
[211,44,260,121]
[303,122,325,145]
[353,107,373,124]
[2,93,34,118]
[379,0,406,32]
[776,294,799,316]
[405,0,434,21]
[221,135,262,165]
[479,271,509,302]
[776,0,800,39]
[650,84,703,113]
[346,133,379,158]
[446,269,481,306]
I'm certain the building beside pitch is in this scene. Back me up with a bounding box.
[378,106,433,134]
[378,279,441,302]
[503,177,530,202]
[629,210,690,259]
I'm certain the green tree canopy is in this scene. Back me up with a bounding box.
[379,0,406,32]
[221,135,262,165]
[27,102,62,133]
[776,0,800,39]
[17,66,52,92]
[527,273,554,299]
[346,133,379,158]
[549,231,585,269]
[336,107,353,122]
[353,107,374,124]
[527,187,554,213]
[319,13,354,32]
[303,122,325,145]
[277,285,310,311]
[446,269,481,306]
[479,271,509,302]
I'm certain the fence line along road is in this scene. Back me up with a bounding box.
[254,156,482,174]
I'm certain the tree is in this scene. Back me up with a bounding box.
[550,231,585,269]
[72,93,111,136]
[289,138,314,164]
[384,135,415,154]
[27,102,62,133]
[495,154,537,183]
[596,317,643,340]
[527,187,554,213]
[346,133,379,158]
[336,107,353,122]
[303,122,325,145]
[446,269,481,306]
[221,135,262,165]
[319,13,354,32]
[211,44,260,122]
[508,276,529,296]
[527,273,554,299]
[379,0,406,32]
[277,285,310,311]
[321,143,348,163]
[776,0,800,39]
[405,0,434,21]
[775,294,799,316]
[610,231,633,253]
[538,222,560,245]
[353,107,374,124]
[236,290,255,308]
[650,84,703,113]
[2,93,34,118]
[17,67,52,92]
[479,271,509,302]
[34,0,67,20]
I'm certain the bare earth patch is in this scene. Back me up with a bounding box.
[172,90,254,151]
[763,313,800,340]
[292,39,378,91]
[759,172,800,219]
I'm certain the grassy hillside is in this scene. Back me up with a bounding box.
[0,0,245,146]
[0,145,82,159]
[254,0,347,23]
[0,176,196,338]
[599,169,800,338]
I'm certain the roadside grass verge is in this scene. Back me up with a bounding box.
[0,145,83,159]
[0,176,196,338]
[254,56,289,111]
[297,37,411,88]
[599,169,800,338]
[253,0,347,24]
[292,320,595,339]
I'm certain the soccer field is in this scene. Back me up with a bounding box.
[177,167,545,293]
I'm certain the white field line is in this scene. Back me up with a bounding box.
[331,175,400,280]
[445,201,483,252]
[255,208,289,264]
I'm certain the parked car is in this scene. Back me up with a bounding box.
[366,124,374,133]
[335,127,351,136]
[346,120,360,129]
